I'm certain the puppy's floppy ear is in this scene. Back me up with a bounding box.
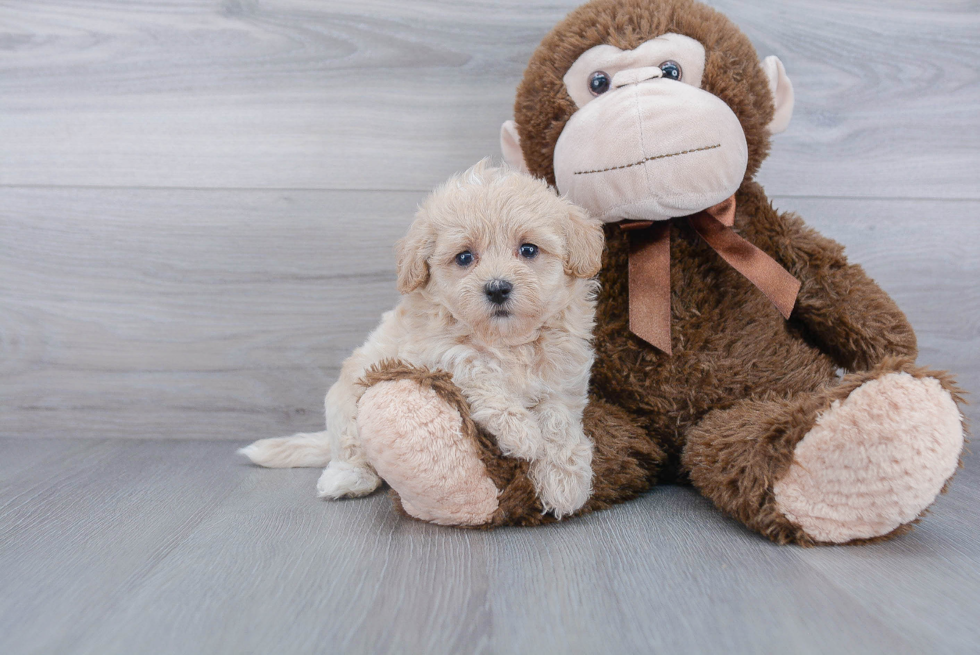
[562,204,604,278]
[395,215,435,294]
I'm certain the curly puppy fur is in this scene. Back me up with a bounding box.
[242,161,606,518]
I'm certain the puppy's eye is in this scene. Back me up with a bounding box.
[659,60,682,81]
[519,243,539,259]
[455,251,474,267]
[588,71,611,96]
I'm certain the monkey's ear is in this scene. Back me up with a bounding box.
[500,120,530,173]
[563,204,604,278]
[395,217,434,294]
[762,56,794,134]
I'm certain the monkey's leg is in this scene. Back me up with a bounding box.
[682,359,965,545]
[356,361,664,527]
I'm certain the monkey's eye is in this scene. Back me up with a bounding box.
[519,243,539,259]
[588,71,611,96]
[659,60,682,81]
[455,251,474,267]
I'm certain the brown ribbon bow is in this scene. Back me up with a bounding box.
[621,196,801,355]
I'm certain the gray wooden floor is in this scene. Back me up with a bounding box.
[1,1,979,653]
[2,438,978,654]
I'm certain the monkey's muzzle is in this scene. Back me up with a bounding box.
[553,79,749,224]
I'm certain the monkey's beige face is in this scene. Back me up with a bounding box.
[555,33,748,223]
[397,168,603,344]
[501,33,793,224]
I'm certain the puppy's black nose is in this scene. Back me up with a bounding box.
[484,279,513,305]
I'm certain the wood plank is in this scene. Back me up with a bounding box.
[0,187,421,440]
[0,439,246,655]
[0,0,977,198]
[798,476,980,651]
[481,486,920,654]
[3,438,976,653]
[66,457,496,655]
[2,189,977,440]
[0,437,98,485]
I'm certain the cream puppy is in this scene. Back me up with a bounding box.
[240,160,604,517]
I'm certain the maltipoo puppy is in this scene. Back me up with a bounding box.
[240,160,604,517]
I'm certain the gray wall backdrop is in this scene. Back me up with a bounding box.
[2,0,978,440]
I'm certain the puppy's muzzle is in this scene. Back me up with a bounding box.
[484,279,513,306]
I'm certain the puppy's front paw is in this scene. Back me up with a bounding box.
[530,443,593,519]
[483,409,543,461]
[316,460,382,499]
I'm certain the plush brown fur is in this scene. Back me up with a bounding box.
[362,360,666,528]
[590,180,920,484]
[361,0,965,544]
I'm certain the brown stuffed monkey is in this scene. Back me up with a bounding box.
[354,0,966,545]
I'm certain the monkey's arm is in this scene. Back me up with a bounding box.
[762,209,917,372]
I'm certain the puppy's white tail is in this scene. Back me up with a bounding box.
[238,431,332,468]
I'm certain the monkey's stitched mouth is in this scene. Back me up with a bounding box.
[573,143,721,176]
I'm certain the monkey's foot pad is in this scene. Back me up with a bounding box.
[774,372,964,543]
[357,379,499,526]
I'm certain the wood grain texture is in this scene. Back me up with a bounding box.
[0,440,247,654]
[0,187,417,439]
[0,438,977,654]
[2,189,977,440]
[0,0,977,197]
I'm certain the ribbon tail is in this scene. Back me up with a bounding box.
[628,221,672,354]
[689,213,801,320]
